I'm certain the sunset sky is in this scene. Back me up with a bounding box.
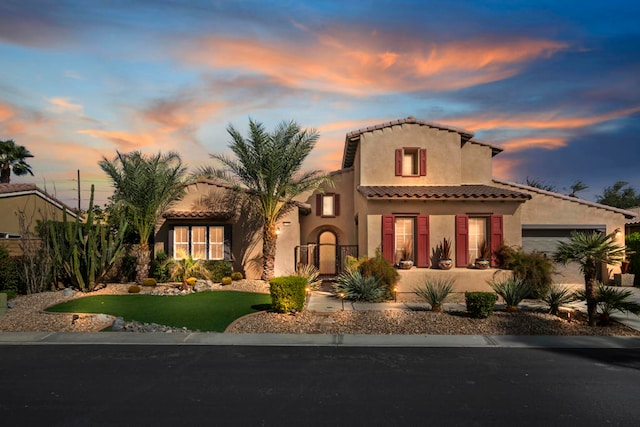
[1,0,639,208]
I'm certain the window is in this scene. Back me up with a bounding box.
[173,225,227,260]
[316,193,340,217]
[468,217,488,261]
[395,217,415,262]
[395,148,426,177]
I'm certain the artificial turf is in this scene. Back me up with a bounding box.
[45,291,272,332]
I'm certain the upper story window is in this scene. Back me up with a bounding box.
[395,148,426,177]
[316,193,340,217]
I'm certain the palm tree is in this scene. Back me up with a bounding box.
[0,139,34,183]
[195,119,330,280]
[553,231,625,326]
[99,151,188,284]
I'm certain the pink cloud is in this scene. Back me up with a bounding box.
[500,136,568,152]
[48,97,84,114]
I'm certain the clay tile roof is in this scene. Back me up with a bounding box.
[162,210,235,220]
[0,183,38,195]
[357,185,531,200]
[0,183,78,216]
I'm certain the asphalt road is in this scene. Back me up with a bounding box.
[1,345,639,426]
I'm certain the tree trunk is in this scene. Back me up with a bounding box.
[261,223,278,281]
[585,274,598,327]
[0,166,10,183]
[134,243,151,284]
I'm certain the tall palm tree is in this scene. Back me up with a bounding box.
[0,139,34,183]
[99,151,188,284]
[553,231,625,326]
[195,119,330,280]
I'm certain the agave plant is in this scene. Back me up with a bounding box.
[490,277,530,312]
[293,263,322,290]
[414,278,455,312]
[333,270,385,302]
[543,285,576,316]
[574,282,640,325]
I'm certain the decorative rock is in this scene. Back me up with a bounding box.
[111,317,127,331]
[194,280,212,293]
[7,300,16,309]
[95,313,112,322]
[61,288,75,297]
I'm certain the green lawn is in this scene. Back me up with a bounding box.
[45,291,272,332]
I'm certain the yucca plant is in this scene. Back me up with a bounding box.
[166,252,211,285]
[333,270,385,302]
[490,277,530,312]
[574,282,640,325]
[414,278,455,312]
[292,263,322,290]
[543,285,576,316]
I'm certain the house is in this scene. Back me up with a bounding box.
[0,183,78,256]
[155,117,637,288]
[625,207,640,235]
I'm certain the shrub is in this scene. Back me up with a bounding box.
[543,285,576,316]
[625,233,640,286]
[574,282,640,325]
[269,276,307,313]
[292,263,322,290]
[1,289,18,300]
[490,277,530,312]
[220,276,232,286]
[128,285,141,293]
[0,247,20,294]
[230,271,243,281]
[333,269,385,302]
[151,250,170,282]
[344,255,368,273]
[186,277,198,287]
[358,250,398,300]
[119,254,137,283]
[202,260,233,282]
[465,292,498,318]
[414,278,455,312]
[167,255,211,283]
[498,245,554,298]
[142,278,157,287]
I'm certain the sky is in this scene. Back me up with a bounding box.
[1,0,639,209]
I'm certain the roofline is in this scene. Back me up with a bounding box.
[492,179,639,219]
[0,187,78,218]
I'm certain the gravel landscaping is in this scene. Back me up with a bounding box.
[1,280,639,336]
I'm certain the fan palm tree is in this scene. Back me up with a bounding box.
[195,119,330,280]
[553,231,625,326]
[0,139,34,183]
[99,151,188,284]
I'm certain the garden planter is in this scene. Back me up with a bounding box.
[438,259,453,270]
[399,260,414,269]
[505,305,519,313]
[474,258,490,269]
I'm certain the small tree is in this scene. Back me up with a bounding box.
[596,181,640,209]
[553,231,625,326]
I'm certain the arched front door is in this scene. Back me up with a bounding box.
[318,231,337,275]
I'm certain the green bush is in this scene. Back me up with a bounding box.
[333,269,385,302]
[0,246,20,294]
[465,292,498,318]
[119,254,137,283]
[151,250,170,282]
[128,285,141,294]
[414,278,455,312]
[625,233,640,286]
[498,245,554,298]
[1,289,18,300]
[543,285,576,316]
[230,271,243,281]
[220,276,232,286]
[358,251,399,300]
[490,277,530,312]
[202,260,233,282]
[142,278,157,287]
[269,276,307,313]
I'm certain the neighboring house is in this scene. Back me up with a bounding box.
[156,117,637,285]
[625,207,640,235]
[0,183,77,256]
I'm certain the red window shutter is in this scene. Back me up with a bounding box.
[420,149,427,176]
[417,215,430,267]
[455,215,469,267]
[395,149,402,176]
[334,194,340,216]
[490,215,504,267]
[382,214,395,264]
[316,193,322,216]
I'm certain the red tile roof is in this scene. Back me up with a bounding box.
[0,183,78,215]
[357,185,531,200]
[162,210,235,220]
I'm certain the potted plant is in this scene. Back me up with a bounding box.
[438,237,453,270]
[474,240,491,269]
[398,240,414,269]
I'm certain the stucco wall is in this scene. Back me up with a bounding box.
[461,143,493,184]
[0,193,69,235]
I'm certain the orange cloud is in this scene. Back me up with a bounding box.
[500,136,567,152]
[0,101,17,122]
[139,98,227,133]
[77,128,159,151]
[48,97,84,114]
[178,30,567,95]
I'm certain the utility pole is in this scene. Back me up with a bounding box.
[77,169,81,211]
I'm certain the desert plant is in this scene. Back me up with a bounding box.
[498,245,554,298]
[186,277,198,287]
[151,250,170,282]
[414,278,455,312]
[440,237,452,259]
[625,232,640,286]
[490,277,530,312]
[574,282,640,325]
[478,240,491,260]
[167,253,211,284]
[358,250,399,299]
[465,292,498,318]
[344,255,368,273]
[333,269,385,302]
[202,259,233,282]
[269,275,308,313]
[292,263,322,290]
[220,276,232,286]
[542,285,576,316]
[128,285,141,293]
[230,271,244,281]
[142,278,157,287]
[49,186,127,292]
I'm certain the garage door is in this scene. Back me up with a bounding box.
[522,225,605,285]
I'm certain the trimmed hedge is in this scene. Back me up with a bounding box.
[269,276,307,313]
[465,292,498,318]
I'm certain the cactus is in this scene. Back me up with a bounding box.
[49,185,127,292]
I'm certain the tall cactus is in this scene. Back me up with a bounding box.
[49,185,127,292]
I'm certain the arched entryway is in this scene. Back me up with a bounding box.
[318,230,337,275]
